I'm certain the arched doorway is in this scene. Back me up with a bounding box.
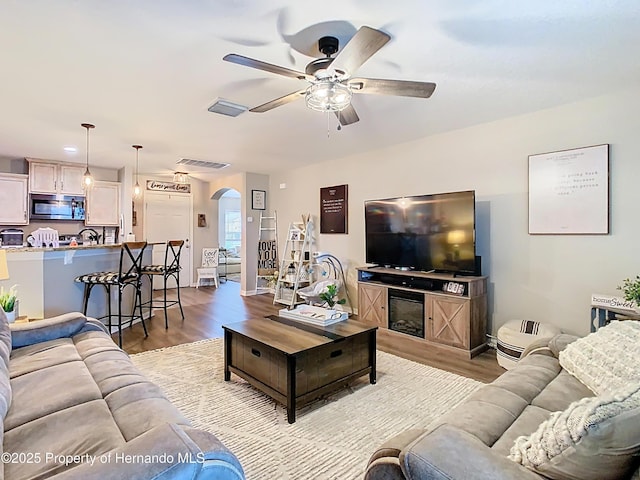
[218,189,241,281]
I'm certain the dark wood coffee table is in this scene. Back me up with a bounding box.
[223,316,377,423]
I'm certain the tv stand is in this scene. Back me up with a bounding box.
[357,267,488,359]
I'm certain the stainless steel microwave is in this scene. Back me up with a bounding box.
[30,194,86,221]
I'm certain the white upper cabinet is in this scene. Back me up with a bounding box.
[59,165,85,195]
[28,159,84,195]
[0,174,28,225]
[86,181,121,226]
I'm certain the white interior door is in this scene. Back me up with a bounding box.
[144,192,192,288]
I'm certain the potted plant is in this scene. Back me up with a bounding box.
[319,283,346,310]
[617,275,640,313]
[0,284,18,323]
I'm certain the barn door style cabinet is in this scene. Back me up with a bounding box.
[357,267,488,359]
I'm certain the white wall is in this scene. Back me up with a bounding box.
[208,172,270,295]
[269,86,640,336]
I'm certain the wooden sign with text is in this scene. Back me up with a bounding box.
[146,180,191,193]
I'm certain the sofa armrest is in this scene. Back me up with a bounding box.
[50,423,244,480]
[79,318,109,335]
[521,333,580,359]
[10,312,89,348]
[400,424,543,480]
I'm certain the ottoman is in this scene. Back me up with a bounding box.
[496,319,561,369]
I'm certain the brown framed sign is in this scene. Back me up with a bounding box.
[320,184,348,234]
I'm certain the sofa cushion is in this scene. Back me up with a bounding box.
[0,308,12,418]
[3,400,125,480]
[559,321,640,395]
[509,382,640,480]
[5,360,102,431]
[9,338,81,377]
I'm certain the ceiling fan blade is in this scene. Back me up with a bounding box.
[330,26,391,76]
[335,104,360,126]
[349,78,436,98]
[223,54,312,81]
[249,89,307,113]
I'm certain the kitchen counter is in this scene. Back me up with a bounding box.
[1,244,151,320]
[4,243,123,253]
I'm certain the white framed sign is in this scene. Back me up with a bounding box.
[252,190,266,210]
[528,144,609,234]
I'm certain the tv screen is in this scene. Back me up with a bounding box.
[365,190,476,274]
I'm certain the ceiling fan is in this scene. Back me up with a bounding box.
[223,26,436,126]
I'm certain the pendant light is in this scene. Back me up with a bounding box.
[81,123,95,189]
[173,171,189,184]
[132,145,143,199]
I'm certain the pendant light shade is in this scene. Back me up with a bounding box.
[173,172,189,184]
[81,123,95,190]
[132,145,143,199]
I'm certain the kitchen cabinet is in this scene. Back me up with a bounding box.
[28,159,85,195]
[0,174,28,225]
[85,181,120,226]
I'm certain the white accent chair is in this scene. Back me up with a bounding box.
[196,248,220,288]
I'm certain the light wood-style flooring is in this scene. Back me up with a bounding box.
[119,281,505,383]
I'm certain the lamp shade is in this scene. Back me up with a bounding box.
[447,230,467,245]
[0,250,9,281]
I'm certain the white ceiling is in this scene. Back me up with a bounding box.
[1,1,639,181]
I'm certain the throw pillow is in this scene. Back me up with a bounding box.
[559,320,640,395]
[509,382,640,480]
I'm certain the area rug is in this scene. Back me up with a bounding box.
[225,272,241,282]
[131,338,482,480]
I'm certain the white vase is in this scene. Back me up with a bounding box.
[4,310,16,323]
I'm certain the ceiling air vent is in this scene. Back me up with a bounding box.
[176,158,230,170]
[207,98,248,117]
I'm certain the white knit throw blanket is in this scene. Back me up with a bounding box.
[559,321,640,395]
[509,383,640,468]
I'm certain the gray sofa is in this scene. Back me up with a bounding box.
[365,334,639,480]
[0,309,244,480]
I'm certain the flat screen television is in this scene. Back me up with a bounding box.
[365,190,476,275]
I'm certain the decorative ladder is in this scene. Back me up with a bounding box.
[256,211,278,294]
[273,217,313,308]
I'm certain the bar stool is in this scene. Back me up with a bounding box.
[75,241,148,347]
[140,240,185,328]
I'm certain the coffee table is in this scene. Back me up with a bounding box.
[223,316,377,423]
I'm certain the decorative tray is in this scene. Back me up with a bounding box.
[278,305,348,327]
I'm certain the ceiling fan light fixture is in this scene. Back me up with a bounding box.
[305,80,352,112]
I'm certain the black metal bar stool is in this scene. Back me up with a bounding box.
[75,241,148,347]
[140,240,185,328]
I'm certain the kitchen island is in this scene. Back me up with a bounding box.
[1,244,151,321]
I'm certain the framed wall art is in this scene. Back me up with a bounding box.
[528,144,609,234]
[320,184,348,234]
[251,190,266,210]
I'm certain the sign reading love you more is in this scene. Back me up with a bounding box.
[320,184,348,234]
[257,240,278,275]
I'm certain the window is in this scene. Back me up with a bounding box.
[224,210,241,250]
